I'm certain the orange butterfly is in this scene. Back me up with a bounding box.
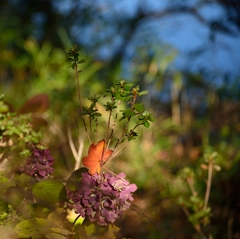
[82,139,113,175]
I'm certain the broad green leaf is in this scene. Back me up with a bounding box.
[31,203,50,218]
[134,103,144,112]
[107,224,120,239]
[78,59,86,64]
[47,232,68,239]
[47,227,71,239]
[144,121,150,128]
[15,218,49,238]
[0,200,8,215]
[84,223,96,236]
[72,63,76,69]
[138,90,148,96]
[83,220,119,238]
[0,175,15,194]
[67,209,84,225]
[4,186,25,208]
[211,151,218,159]
[66,168,88,191]
[32,180,66,205]
[14,173,33,188]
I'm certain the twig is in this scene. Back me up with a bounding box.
[67,127,78,160]
[74,62,91,144]
[182,207,206,239]
[117,96,137,147]
[75,135,84,170]
[94,117,99,141]
[186,176,197,197]
[204,158,213,210]
[67,127,84,170]
[107,100,121,149]
[105,107,113,143]
[107,140,129,162]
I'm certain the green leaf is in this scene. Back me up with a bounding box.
[15,218,49,238]
[66,57,73,62]
[84,222,96,236]
[92,112,102,117]
[46,233,67,239]
[107,224,120,239]
[211,151,218,159]
[78,59,86,64]
[4,186,25,208]
[66,168,88,191]
[71,63,77,70]
[48,228,71,239]
[138,90,148,96]
[82,219,119,238]
[134,103,144,112]
[144,121,150,128]
[0,175,15,194]
[14,173,33,188]
[32,180,66,205]
[120,109,134,119]
[0,200,8,217]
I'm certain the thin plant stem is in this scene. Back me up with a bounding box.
[89,115,92,136]
[74,62,91,144]
[102,164,131,184]
[187,176,197,197]
[108,140,129,162]
[117,96,137,147]
[94,117,98,141]
[105,107,113,143]
[67,127,78,160]
[75,135,84,169]
[131,123,143,131]
[204,158,213,210]
[107,100,121,149]
[182,207,206,239]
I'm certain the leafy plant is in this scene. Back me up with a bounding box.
[0,45,154,239]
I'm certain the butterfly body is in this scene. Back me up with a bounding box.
[82,139,113,175]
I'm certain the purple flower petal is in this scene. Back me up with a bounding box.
[67,171,137,226]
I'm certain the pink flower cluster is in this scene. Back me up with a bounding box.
[24,147,54,180]
[67,172,137,226]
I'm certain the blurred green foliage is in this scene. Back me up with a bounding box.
[0,39,240,239]
[0,3,240,237]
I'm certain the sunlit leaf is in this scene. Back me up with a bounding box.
[138,90,148,96]
[107,224,120,239]
[15,218,49,238]
[134,103,144,112]
[32,180,66,205]
[144,121,150,128]
[48,227,71,239]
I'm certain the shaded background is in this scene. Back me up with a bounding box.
[1,0,240,238]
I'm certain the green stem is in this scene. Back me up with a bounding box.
[107,100,121,148]
[182,207,206,239]
[204,158,213,210]
[187,176,197,197]
[118,96,137,146]
[74,61,91,144]
[105,107,113,143]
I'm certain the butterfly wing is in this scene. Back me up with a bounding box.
[83,139,113,175]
